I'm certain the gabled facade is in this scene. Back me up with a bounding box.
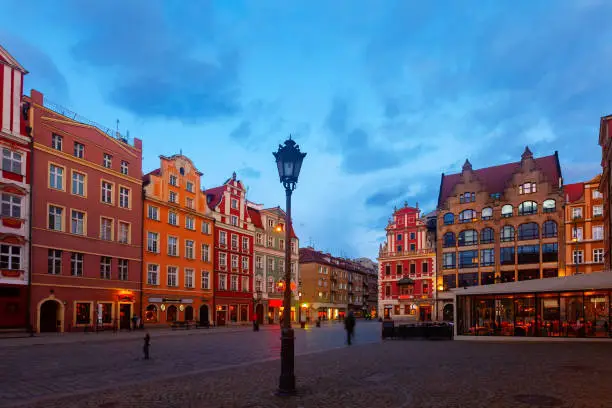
[598,115,612,271]
[564,175,604,275]
[142,155,215,326]
[0,45,31,329]
[28,90,143,333]
[205,173,255,325]
[378,203,436,321]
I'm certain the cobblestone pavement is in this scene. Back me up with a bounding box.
[0,321,380,407]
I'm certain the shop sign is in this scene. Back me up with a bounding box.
[180,299,194,304]
[162,298,181,303]
[148,297,163,303]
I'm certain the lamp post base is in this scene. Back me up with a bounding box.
[277,327,296,395]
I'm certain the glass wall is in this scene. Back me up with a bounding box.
[457,290,611,338]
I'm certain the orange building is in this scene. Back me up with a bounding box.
[564,175,604,275]
[142,155,215,326]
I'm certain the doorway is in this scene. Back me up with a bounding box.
[184,305,194,321]
[419,306,432,321]
[199,305,209,324]
[119,303,132,330]
[443,304,454,322]
[216,309,226,326]
[40,300,60,332]
[256,304,264,324]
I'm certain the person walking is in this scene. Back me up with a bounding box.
[143,332,151,360]
[345,311,356,345]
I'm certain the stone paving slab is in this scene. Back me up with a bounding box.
[10,339,612,408]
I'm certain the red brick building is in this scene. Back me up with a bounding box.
[27,90,143,333]
[598,115,612,271]
[0,46,31,329]
[377,204,436,321]
[205,173,255,325]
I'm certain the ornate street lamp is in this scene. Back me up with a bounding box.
[273,135,306,396]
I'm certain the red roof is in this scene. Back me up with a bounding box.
[564,182,584,203]
[203,186,226,210]
[142,168,161,184]
[438,151,561,207]
[299,247,367,273]
[248,207,263,229]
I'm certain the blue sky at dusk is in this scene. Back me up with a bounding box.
[1,0,610,260]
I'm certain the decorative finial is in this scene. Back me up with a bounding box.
[232,171,237,180]
[404,201,408,207]
[521,146,533,160]
[462,159,472,172]
[393,205,397,212]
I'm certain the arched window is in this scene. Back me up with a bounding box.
[459,209,476,223]
[481,207,493,220]
[501,204,513,218]
[542,220,558,238]
[443,232,456,248]
[480,228,494,244]
[518,201,538,216]
[518,222,539,240]
[500,225,515,242]
[145,304,158,323]
[543,199,556,213]
[458,230,478,246]
[443,213,454,225]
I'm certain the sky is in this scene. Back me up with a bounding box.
[1,0,610,260]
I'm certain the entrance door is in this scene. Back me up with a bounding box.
[256,304,264,324]
[40,300,59,332]
[443,304,454,321]
[216,310,226,326]
[199,305,209,324]
[185,306,194,321]
[419,306,432,321]
[119,304,132,330]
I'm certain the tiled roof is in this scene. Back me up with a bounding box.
[299,247,368,274]
[203,186,226,210]
[142,168,161,185]
[587,174,602,185]
[564,182,584,203]
[248,207,263,229]
[438,151,561,208]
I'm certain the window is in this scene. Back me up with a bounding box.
[119,187,130,208]
[443,253,456,269]
[572,227,583,241]
[118,222,130,244]
[542,243,558,262]
[169,191,177,203]
[231,234,238,249]
[500,247,515,265]
[167,266,178,287]
[572,207,583,219]
[519,182,536,194]
[202,222,210,234]
[49,165,64,190]
[518,223,539,240]
[480,248,494,266]
[518,245,539,264]
[593,189,603,199]
[219,273,227,290]
[0,245,20,270]
[572,250,584,265]
[256,233,263,245]
[186,181,194,192]
[73,142,84,158]
[230,215,238,226]
[186,198,194,209]
[409,232,416,240]
[542,220,557,238]
[48,205,63,231]
[103,153,112,168]
[458,273,478,287]
[593,249,604,263]
[458,230,478,246]
[543,199,556,213]
[169,175,178,186]
[481,207,493,220]
[422,262,428,273]
[101,181,113,204]
[120,160,128,175]
[443,213,454,225]
[147,264,159,285]
[118,259,128,280]
[100,218,113,240]
[186,216,195,230]
[518,201,537,216]
[593,205,603,217]
[267,276,274,293]
[267,258,274,272]
[75,303,91,325]
[255,277,263,292]
[219,231,227,245]
[69,252,84,276]
[231,275,238,291]
[219,253,227,267]
[459,209,476,223]
[147,206,159,221]
[147,232,159,252]
[168,236,178,256]
[501,204,513,218]
[396,264,403,275]
[500,225,514,242]
[397,234,402,241]
[185,240,194,259]
[593,225,604,240]
[267,236,273,247]
[71,172,85,196]
[51,134,63,151]
[168,212,178,226]
[201,244,210,262]
[231,199,238,209]
[48,249,61,274]
[70,210,85,235]
[185,269,194,288]
[459,250,478,268]
[231,254,239,269]
[242,276,249,292]
[443,232,455,248]
[476,228,492,244]
[100,257,111,279]
[1,194,21,218]
[242,257,248,270]
[201,271,210,289]
[2,149,22,174]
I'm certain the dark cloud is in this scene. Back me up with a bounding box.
[229,120,252,141]
[324,98,349,143]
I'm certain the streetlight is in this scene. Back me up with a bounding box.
[273,135,306,396]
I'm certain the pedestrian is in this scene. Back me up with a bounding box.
[143,332,151,360]
[345,311,356,345]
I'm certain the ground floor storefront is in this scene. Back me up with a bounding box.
[142,294,212,327]
[214,295,252,326]
[31,285,139,333]
[380,299,434,321]
[0,283,28,329]
[454,272,612,339]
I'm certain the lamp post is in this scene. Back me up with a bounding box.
[273,136,306,396]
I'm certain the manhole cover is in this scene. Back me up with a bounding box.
[514,394,563,407]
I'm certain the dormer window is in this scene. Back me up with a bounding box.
[519,182,537,195]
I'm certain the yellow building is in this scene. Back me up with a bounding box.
[564,175,604,275]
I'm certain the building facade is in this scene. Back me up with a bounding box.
[28,90,143,333]
[564,175,604,275]
[598,115,612,271]
[142,155,215,326]
[345,260,366,315]
[436,147,565,313]
[248,204,299,324]
[354,257,379,317]
[378,204,436,321]
[205,173,254,326]
[0,46,30,329]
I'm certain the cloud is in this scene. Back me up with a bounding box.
[238,166,261,179]
[324,97,349,138]
[229,120,252,141]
